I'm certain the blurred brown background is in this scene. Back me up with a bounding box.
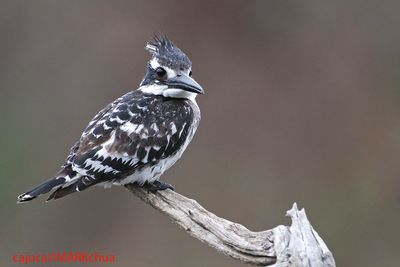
[1,0,400,266]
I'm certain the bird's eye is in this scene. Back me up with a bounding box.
[155,67,167,79]
[189,71,193,77]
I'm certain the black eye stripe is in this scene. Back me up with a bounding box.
[189,71,193,77]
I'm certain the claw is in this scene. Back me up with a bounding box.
[145,180,175,193]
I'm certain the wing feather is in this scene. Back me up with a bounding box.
[64,90,195,183]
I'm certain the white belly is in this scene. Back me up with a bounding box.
[111,122,198,187]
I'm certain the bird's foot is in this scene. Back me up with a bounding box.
[145,180,174,193]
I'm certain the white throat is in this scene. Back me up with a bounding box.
[139,84,197,102]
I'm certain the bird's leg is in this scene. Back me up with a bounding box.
[145,180,175,193]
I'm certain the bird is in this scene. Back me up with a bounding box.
[17,36,203,203]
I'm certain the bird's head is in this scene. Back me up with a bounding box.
[139,36,204,101]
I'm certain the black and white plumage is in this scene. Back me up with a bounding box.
[18,36,203,202]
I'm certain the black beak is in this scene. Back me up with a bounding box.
[165,74,204,94]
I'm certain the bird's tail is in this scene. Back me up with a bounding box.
[17,168,78,203]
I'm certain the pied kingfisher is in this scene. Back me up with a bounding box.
[18,36,203,202]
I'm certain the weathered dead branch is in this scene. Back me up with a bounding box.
[125,185,335,267]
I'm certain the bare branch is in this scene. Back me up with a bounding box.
[125,184,335,267]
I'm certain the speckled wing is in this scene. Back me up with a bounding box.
[66,90,196,187]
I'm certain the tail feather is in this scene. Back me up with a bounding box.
[17,168,79,203]
[46,175,100,201]
[46,182,78,201]
[17,176,66,203]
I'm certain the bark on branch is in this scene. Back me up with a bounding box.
[125,184,335,267]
